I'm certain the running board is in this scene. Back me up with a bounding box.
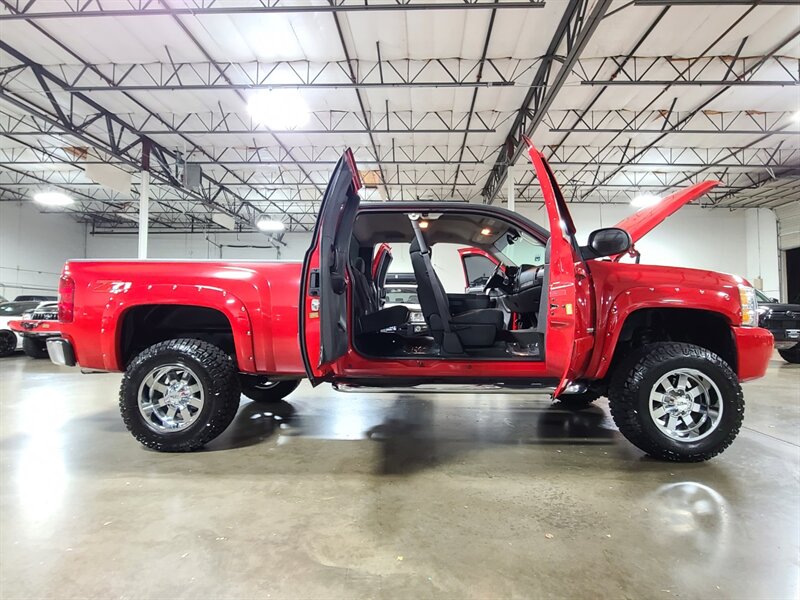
[332,382,557,395]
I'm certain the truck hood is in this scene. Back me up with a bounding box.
[613,181,720,244]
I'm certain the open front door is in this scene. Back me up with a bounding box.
[299,149,362,385]
[523,137,592,396]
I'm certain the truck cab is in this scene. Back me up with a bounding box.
[294,142,772,461]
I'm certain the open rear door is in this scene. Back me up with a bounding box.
[299,149,362,385]
[372,243,393,302]
[523,137,591,397]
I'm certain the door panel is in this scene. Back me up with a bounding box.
[299,150,361,384]
[523,137,591,396]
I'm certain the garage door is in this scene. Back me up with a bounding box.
[775,202,800,251]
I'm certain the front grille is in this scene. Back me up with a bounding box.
[32,311,58,321]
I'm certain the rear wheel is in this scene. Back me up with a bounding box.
[22,337,48,359]
[119,338,241,452]
[0,331,16,357]
[608,342,743,462]
[241,378,301,403]
[778,343,800,364]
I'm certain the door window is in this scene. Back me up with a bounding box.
[463,254,497,289]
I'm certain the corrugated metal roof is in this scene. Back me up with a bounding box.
[0,0,797,232]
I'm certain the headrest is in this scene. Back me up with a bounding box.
[354,257,366,273]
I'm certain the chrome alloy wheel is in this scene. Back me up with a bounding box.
[138,363,205,433]
[648,368,723,442]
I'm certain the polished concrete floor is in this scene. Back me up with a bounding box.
[0,353,798,599]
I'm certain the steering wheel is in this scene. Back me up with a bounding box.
[483,263,505,293]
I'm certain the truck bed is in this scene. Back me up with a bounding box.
[60,259,305,374]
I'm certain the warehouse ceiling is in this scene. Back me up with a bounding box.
[0,0,798,233]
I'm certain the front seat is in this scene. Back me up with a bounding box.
[409,230,504,354]
[350,257,409,334]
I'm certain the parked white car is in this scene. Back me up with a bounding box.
[0,301,40,356]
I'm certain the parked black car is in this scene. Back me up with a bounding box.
[756,290,800,364]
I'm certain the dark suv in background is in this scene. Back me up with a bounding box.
[757,289,800,363]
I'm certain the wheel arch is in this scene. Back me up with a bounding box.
[596,307,737,380]
[114,300,254,371]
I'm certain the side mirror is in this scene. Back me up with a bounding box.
[582,227,632,259]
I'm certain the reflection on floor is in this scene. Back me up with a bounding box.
[0,353,798,598]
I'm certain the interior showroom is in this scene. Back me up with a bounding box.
[0,0,799,598]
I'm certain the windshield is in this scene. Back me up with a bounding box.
[0,301,39,316]
[493,230,546,267]
[754,289,773,304]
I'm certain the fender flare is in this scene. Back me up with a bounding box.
[587,285,738,380]
[101,283,256,372]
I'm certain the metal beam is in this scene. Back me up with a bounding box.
[481,0,613,203]
[0,107,502,136]
[451,0,498,196]
[0,42,312,230]
[8,57,547,92]
[328,5,389,199]
[634,0,797,5]
[0,0,546,20]
[0,0,321,223]
[574,55,799,87]
[577,26,800,200]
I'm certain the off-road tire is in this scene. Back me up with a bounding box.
[22,337,49,359]
[241,379,301,403]
[608,342,744,462]
[119,338,241,452]
[0,331,16,357]
[554,390,601,410]
[778,343,800,364]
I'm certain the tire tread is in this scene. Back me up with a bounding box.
[608,342,744,462]
[119,338,240,452]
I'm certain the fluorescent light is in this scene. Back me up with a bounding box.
[256,217,285,232]
[480,228,492,236]
[34,191,73,206]
[791,110,800,123]
[631,194,661,209]
[248,90,310,129]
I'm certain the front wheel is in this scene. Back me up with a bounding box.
[119,339,241,452]
[22,337,48,358]
[608,342,744,462]
[554,390,600,410]
[778,343,800,364]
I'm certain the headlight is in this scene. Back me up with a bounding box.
[739,285,759,327]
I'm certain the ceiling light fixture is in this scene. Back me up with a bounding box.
[630,194,661,209]
[33,191,73,206]
[248,89,310,129]
[256,217,286,232]
[419,221,429,229]
[480,228,492,236]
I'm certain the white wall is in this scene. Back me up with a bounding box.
[510,203,781,298]
[78,202,783,299]
[384,242,469,293]
[0,202,86,301]
[86,231,312,261]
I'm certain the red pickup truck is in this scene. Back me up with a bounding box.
[47,141,773,461]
